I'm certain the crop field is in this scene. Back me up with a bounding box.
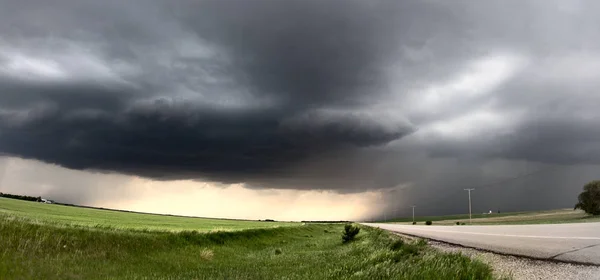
[0,197,504,279]
[388,209,600,225]
[0,197,292,232]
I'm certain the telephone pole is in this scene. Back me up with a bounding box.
[464,189,475,224]
[411,206,416,223]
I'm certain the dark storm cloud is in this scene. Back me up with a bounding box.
[0,96,413,182]
[1,0,600,208]
[172,0,465,106]
[0,0,427,185]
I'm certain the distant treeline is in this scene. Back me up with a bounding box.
[301,221,351,224]
[0,192,41,202]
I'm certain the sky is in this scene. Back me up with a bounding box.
[1,0,599,221]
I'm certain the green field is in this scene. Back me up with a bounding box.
[0,197,292,232]
[387,209,600,225]
[0,198,504,279]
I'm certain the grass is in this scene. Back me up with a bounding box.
[387,209,600,225]
[0,197,293,232]
[0,215,504,279]
[0,197,506,279]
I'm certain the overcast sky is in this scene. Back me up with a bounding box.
[1,0,599,221]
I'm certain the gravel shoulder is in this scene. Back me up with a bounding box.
[431,241,600,280]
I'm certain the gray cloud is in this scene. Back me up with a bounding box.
[0,0,423,183]
[1,0,599,216]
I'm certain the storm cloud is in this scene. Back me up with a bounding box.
[1,0,600,216]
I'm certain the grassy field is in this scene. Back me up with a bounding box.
[0,197,292,232]
[0,216,501,280]
[388,209,600,225]
[0,197,505,279]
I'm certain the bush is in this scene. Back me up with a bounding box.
[412,221,417,225]
[456,222,460,225]
[341,224,360,243]
[461,222,466,225]
[425,221,432,225]
[575,180,600,215]
[390,240,404,251]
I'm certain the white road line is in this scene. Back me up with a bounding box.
[374,225,600,240]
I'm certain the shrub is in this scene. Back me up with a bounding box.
[390,239,404,251]
[425,221,432,225]
[574,180,600,215]
[412,221,417,225]
[456,222,460,225]
[341,224,360,243]
[461,222,466,225]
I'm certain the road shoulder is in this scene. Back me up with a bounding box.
[431,241,600,280]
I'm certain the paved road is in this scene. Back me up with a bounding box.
[365,222,600,265]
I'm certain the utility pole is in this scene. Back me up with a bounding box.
[464,189,475,224]
[411,206,416,223]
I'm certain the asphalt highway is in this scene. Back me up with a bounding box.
[365,222,600,265]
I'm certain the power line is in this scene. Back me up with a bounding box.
[464,189,475,223]
[399,167,554,204]
[405,166,557,218]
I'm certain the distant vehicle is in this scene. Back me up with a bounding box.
[41,199,54,204]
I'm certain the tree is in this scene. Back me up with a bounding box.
[574,180,600,215]
[341,224,360,243]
